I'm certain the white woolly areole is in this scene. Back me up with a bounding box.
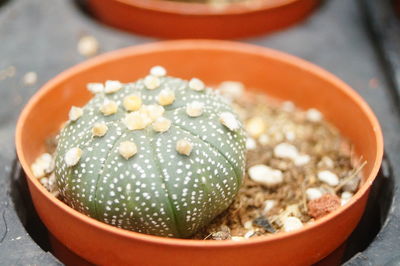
[92,122,108,137]
[150,66,167,77]
[144,75,161,90]
[152,117,172,133]
[69,106,83,121]
[100,100,118,116]
[186,101,204,117]
[188,78,205,91]
[87,83,104,94]
[64,147,82,167]
[119,141,137,160]
[123,111,151,130]
[219,112,240,131]
[104,80,122,94]
[176,139,193,156]
[157,88,175,106]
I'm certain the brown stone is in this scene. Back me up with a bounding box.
[308,194,341,219]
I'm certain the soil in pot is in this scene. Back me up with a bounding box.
[30,75,362,241]
[193,81,364,240]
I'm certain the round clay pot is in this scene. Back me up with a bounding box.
[88,0,319,39]
[16,40,383,266]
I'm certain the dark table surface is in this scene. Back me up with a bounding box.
[0,0,399,265]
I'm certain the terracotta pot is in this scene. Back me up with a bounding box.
[16,40,383,266]
[88,0,319,39]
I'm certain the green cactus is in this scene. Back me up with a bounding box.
[54,66,246,238]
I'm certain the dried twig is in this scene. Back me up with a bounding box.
[335,161,367,192]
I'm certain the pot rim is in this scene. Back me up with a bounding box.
[15,39,384,248]
[113,0,303,16]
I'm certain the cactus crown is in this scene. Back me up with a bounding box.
[55,66,246,238]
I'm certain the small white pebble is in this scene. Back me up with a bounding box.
[246,137,257,150]
[341,191,353,199]
[341,191,353,206]
[281,101,295,112]
[104,80,122,94]
[157,88,175,106]
[283,217,303,232]
[123,112,151,130]
[40,177,49,188]
[152,117,171,133]
[319,156,334,169]
[244,230,255,239]
[31,154,53,178]
[69,106,83,121]
[32,153,54,176]
[217,81,244,100]
[245,116,266,138]
[119,141,137,160]
[258,134,270,145]
[188,78,205,91]
[176,139,193,156]
[64,147,82,167]
[186,101,204,117]
[219,112,240,131]
[231,236,245,241]
[31,163,45,178]
[318,170,339,186]
[92,122,108,137]
[285,131,296,141]
[23,72,37,85]
[100,100,118,116]
[123,94,142,111]
[144,75,160,90]
[263,200,276,214]
[87,83,104,94]
[244,221,253,230]
[294,154,311,166]
[248,164,283,187]
[77,35,99,57]
[306,187,324,201]
[150,66,167,77]
[306,108,323,122]
[274,143,299,160]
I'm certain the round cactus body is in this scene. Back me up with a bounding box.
[55,67,246,238]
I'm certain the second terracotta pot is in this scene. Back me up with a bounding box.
[88,0,319,39]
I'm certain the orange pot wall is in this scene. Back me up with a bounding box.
[16,40,383,266]
[88,0,319,39]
